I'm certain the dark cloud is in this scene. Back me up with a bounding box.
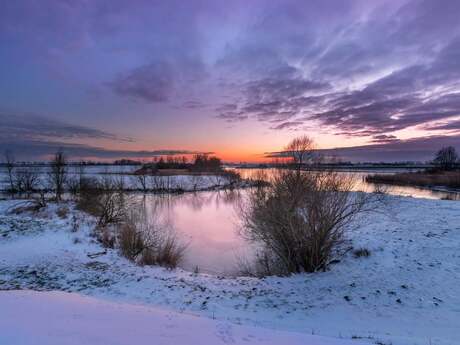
[0,138,212,161]
[271,121,304,130]
[216,65,329,124]
[319,135,460,162]
[424,119,460,132]
[371,134,398,143]
[111,62,174,103]
[0,111,132,142]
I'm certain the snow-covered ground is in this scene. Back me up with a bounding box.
[0,290,363,345]
[0,167,241,192]
[0,195,459,345]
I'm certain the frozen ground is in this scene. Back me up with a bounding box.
[0,195,459,345]
[0,290,363,345]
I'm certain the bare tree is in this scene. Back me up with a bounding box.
[133,173,149,192]
[3,150,16,193]
[77,177,129,227]
[15,168,40,194]
[49,150,67,201]
[433,146,458,171]
[240,137,384,276]
[285,135,315,170]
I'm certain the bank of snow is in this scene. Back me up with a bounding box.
[0,195,459,345]
[0,290,364,345]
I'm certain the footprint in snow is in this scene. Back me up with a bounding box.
[215,323,235,344]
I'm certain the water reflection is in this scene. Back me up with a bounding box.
[133,190,251,275]
[234,168,460,200]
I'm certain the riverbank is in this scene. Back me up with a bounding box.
[366,170,460,190]
[0,195,459,344]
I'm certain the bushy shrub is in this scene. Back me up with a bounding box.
[241,168,381,275]
[117,211,187,268]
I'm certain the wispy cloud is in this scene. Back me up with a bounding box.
[0,111,133,142]
[0,138,212,161]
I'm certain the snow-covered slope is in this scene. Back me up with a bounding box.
[0,290,365,345]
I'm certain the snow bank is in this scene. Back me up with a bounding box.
[0,290,363,345]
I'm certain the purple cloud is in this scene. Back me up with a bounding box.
[111,62,174,103]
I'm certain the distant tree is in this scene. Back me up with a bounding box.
[433,146,458,171]
[3,150,16,192]
[285,135,315,171]
[192,154,222,172]
[49,149,67,201]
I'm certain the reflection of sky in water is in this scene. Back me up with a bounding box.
[234,168,460,200]
[140,191,254,276]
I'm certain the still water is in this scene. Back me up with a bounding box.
[138,169,459,275]
[137,190,250,275]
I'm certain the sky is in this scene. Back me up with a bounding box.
[1,0,460,162]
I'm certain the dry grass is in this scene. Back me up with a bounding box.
[117,212,187,268]
[366,170,460,188]
[56,206,69,219]
[119,222,145,260]
[353,247,371,258]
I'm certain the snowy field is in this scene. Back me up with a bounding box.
[0,165,243,192]
[0,195,459,344]
[0,290,361,345]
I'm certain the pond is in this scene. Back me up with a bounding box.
[135,190,251,276]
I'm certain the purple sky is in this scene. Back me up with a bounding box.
[1,0,460,162]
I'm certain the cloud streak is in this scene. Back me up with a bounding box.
[0,111,132,142]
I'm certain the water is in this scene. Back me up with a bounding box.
[134,191,251,276]
[234,168,460,200]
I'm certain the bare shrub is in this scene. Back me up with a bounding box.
[118,211,187,268]
[33,188,48,209]
[145,233,187,268]
[119,221,145,260]
[240,136,383,276]
[133,173,149,192]
[150,174,170,191]
[14,168,40,194]
[56,206,69,219]
[48,150,67,201]
[98,226,116,248]
[220,170,241,189]
[77,177,129,227]
[66,177,81,196]
[3,150,16,193]
[353,247,371,258]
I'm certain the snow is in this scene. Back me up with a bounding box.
[0,165,244,192]
[0,290,363,345]
[0,195,459,345]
